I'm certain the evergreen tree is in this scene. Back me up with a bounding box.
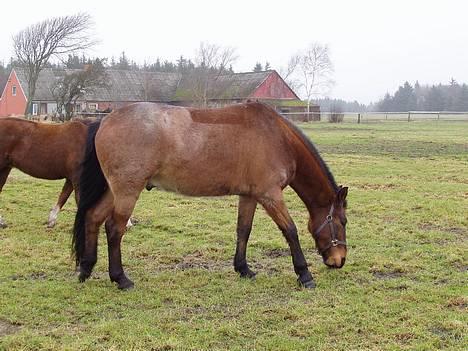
[253,62,263,72]
[424,85,445,111]
[118,51,130,70]
[457,84,468,111]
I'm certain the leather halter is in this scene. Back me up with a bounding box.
[313,203,347,255]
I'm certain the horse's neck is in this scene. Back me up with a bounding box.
[290,150,335,213]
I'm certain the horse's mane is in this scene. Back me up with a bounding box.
[250,102,339,193]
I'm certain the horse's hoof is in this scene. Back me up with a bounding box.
[240,269,257,279]
[78,271,90,283]
[47,221,56,228]
[117,279,134,290]
[298,278,316,289]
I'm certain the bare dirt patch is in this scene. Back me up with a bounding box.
[372,271,405,280]
[10,271,48,281]
[264,248,290,258]
[0,320,21,336]
[358,183,399,191]
[419,223,467,236]
[447,297,467,311]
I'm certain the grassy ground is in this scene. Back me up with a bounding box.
[0,120,466,350]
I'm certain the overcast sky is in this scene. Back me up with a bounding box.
[1,0,467,104]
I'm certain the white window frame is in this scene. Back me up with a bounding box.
[88,103,98,112]
[12,85,17,96]
[32,103,38,115]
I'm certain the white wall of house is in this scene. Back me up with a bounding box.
[47,102,57,114]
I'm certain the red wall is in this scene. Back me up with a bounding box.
[249,72,299,99]
[0,70,27,117]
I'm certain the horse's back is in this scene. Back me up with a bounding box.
[0,118,88,179]
[96,103,296,197]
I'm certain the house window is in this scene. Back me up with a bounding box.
[32,103,38,115]
[88,103,97,112]
[12,86,17,96]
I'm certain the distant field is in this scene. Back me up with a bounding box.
[0,121,466,350]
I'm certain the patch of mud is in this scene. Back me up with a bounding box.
[358,183,399,191]
[155,251,231,272]
[419,223,467,236]
[394,332,415,343]
[371,270,405,280]
[264,248,290,258]
[10,271,48,281]
[418,223,467,245]
[429,325,462,341]
[0,320,21,336]
[447,297,467,310]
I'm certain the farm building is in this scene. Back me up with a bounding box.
[0,67,319,119]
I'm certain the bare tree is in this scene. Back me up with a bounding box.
[279,54,301,92]
[51,61,108,120]
[298,43,335,113]
[13,13,95,115]
[183,42,238,107]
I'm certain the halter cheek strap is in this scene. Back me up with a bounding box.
[314,203,347,255]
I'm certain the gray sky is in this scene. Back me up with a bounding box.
[1,0,467,104]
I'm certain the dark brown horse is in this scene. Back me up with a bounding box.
[73,102,348,290]
[0,117,91,228]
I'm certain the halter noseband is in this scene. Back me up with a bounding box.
[313,203,347,255]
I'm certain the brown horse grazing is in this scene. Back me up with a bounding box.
[0,117,92,228]
[73,102,348,290]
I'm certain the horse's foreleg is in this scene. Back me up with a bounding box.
[47,179,73,228]
[105,194,138,290]
[259,190,315,289]
[0,167,12,229]
[234,195,257,278]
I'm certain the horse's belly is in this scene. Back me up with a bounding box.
[148,174,242,197]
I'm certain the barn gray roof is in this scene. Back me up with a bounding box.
[13,67,289,102]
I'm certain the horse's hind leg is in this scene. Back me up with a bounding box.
[234,195,257,278]
[0,167,12,229]
[79,190,114,282]
[259,189,315,289]
[47,179,73,228]
[104,193,139,290]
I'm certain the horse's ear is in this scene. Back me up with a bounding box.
[335,186,348,204]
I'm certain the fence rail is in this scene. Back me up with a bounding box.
[282,111,468,123]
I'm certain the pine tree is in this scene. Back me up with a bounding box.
[118,51,130,70]
[253,62,263,72]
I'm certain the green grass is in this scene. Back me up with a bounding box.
[0,121,467,350]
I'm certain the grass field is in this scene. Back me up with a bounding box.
[0,120,466,350]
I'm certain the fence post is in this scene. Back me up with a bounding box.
[357,113,361,124]
[407,112,411,122]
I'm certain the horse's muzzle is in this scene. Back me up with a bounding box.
[324,256,346,269]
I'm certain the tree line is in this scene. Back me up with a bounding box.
[312,98,368,112]
[373,79,468,112]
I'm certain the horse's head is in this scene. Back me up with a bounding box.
[308,186,348,268]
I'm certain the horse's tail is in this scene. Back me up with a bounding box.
[72,120,108,264]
